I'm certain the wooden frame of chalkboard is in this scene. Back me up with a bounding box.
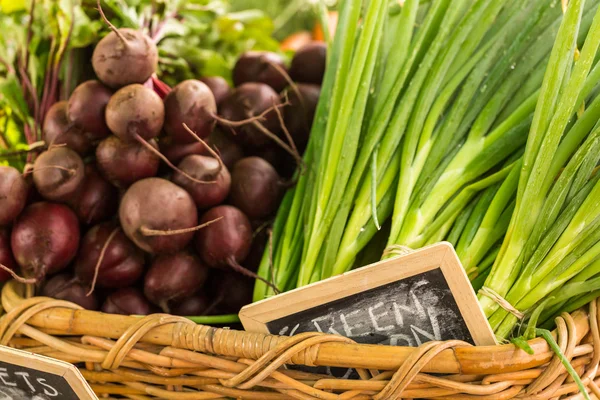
[0,345,97,399]
[240,242,496,346]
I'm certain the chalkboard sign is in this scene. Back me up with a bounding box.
[0,346,96,400]
[241,242,495,354]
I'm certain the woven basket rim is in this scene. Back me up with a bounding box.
[1,280,592,376]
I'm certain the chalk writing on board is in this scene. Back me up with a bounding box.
[0,361,78,400]
[266,268,473,377]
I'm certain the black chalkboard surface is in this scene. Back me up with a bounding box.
[266,268,474,347]
[240,242,495,366]
[0,346,96,400]
[0,360,78,399]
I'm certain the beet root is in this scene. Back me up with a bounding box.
[163,80,217,143]
[0,166,28,226]
[67,80,113,139]
[283,83,321,153]
[219,83,282,150]
[106,84,165,142]
[144,251,209,311]
[119,178,199,254]
[289,42,327,84]
[71,164,119,224]
[11,202,80,279]
[96,135,160,188]
[171,155,231,209]
[43,101,92,155]
[233,51,288,93]
[0,228,16,282]
[92,28,158,89]
[200,76,231,105]
[102,288,156,315]
[75,223,144,289]
[32,147,85,202]
[42,274,98,310]
[171,293,210,316]
[195,205,252,270]
[229,157,283,220]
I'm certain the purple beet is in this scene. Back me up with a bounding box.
[96,135,160,188]
[101,288,156,315]
[0,166,28,226]
[209,272,254,314]
[67,80,113,139]
[233,52,288,92]
[43,101,92,155]
[229,157,283,220]
[289,42,326,84]
[162,139,210,166]
[75,223,144,289]
[144,251,209,311]
[283,83,320,153]
[11,202,80,279]
[0,228,16,282]
[171,155,231,209]
[32,147,85,202]
[200,76,231,105]
[171,293,209,316]
[105,84,165,142]
[163,79,217,143]
[42,273,98,310]
[119,178,198,254]
[218,83,282,150]
[207,129,245,170]
[71,165,119,224]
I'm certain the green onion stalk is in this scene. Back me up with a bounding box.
[480,0,600,338]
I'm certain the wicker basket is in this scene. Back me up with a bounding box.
[1,280,599,400]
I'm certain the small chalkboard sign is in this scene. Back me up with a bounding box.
[0,345,96,400]
[240,242,495,350]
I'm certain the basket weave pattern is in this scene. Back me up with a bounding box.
[1,281,599,400]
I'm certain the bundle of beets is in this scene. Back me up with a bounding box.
[0,3,325,320]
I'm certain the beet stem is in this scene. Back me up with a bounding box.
[0,263,36,284]
[181,123,225,173]
[0,141,46,159]
[133,134,217,185]
[208,101,288,128]
[227,256,280,294]
[87,227,120,296]
[140,216,223,237]
[96,0,128,46]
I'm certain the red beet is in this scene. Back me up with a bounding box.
[0,166,28,226]
[233,52,288,92]
[96,135,160,188]
[101,288,155,315]
[208,129,245,169]
[283,83,320,153]
[0,228,16,282]
[219,83,282,149]
[289,42,326,84]
[67,80,113,139]
[32,147,85,202]
[163,80,217,143]
[171,155,231,209]
[229,157,283,220]
[144,252,209,310]
[11,202,80,279]
[71,165,119,224]
[171,293,210,316]
[42,274,98,310]
[119,178,198,253]
[92,27,158,88]
[200,76,231,105]
[209,272,254,314]
[162,139,210,166]
[105,84,165,142]
[194,205,252,270]
[75,223,144,289]
[43,101,92,155]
